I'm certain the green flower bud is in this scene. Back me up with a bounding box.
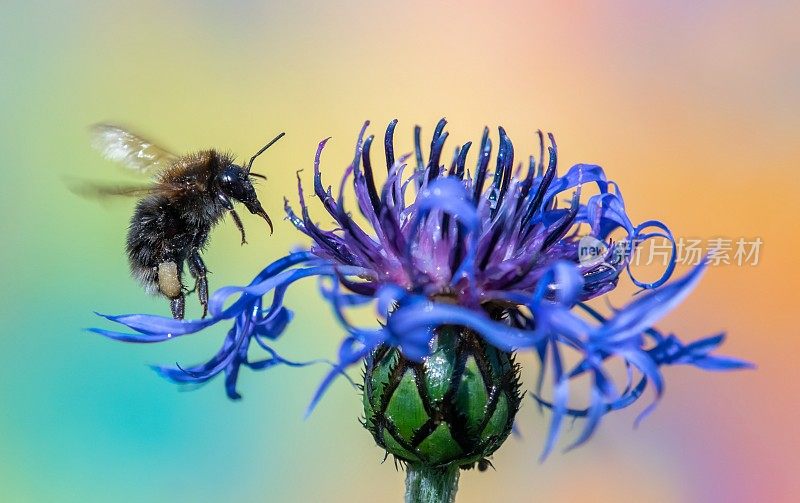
[363,325,522,468]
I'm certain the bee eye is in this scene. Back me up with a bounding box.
[221,173,233,185]
[217,166,256,203]
[218,167,241,187]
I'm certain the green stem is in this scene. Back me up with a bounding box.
[405,464,460,503]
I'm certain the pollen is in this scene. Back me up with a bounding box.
[157,261,181,298]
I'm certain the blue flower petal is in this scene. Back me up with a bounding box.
[596,261,708,343]
[387,301,545,352]
[539,342,568,461]
[95,312,218,336]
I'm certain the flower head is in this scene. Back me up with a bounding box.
[94,119,750,458]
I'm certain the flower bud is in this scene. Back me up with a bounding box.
[363,325,522,468]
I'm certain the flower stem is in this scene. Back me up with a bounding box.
[405,464,460,503]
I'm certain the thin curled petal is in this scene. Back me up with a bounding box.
[628,219,678,289]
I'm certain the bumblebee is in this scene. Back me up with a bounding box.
[85,125,283,319]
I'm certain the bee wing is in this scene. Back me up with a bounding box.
[69,181,159,200]
[90,124,178,175]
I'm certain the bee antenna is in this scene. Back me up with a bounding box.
[246,132,285,173]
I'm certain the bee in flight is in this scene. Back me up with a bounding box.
[85,125,284,319]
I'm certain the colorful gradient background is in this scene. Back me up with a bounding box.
[1,1,797,502]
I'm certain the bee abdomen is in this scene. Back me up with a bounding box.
[125,195,217,298]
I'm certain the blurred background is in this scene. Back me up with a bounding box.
[0,1,797,501]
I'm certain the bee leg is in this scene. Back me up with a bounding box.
[188,251,209,319]
[229,209,247,245]
[157,260,186,320]
[170,296,185,320]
